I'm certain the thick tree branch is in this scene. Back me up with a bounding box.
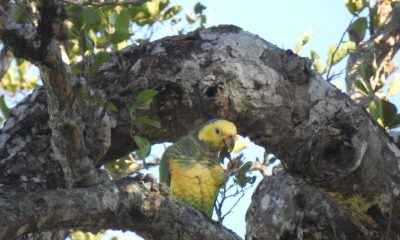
[246,170,373,239]
[346,2,400,105]
[0,1,109,187]
[0,177,240,240]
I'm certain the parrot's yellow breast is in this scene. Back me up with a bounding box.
[168,160,226,216]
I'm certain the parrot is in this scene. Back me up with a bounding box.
[159,119,237,217]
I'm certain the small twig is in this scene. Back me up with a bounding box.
[220,189,245,222]
[326,15,357,82]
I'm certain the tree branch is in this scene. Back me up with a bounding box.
[0,1,110,187]
[246,170,373,239]
[61,0,147,7]
[0,177,240,240]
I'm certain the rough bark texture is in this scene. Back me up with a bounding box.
[246,170,374,239]
[1,2,400,239]
[0,176,239,240]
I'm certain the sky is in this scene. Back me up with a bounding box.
[102,0,362,239]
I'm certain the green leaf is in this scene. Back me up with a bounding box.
[0,95,10,119]
[145,0,161,18]
[382,99,398,129]
[162,5,182,20]
[293,30,313,54]
[110,30,132,44]
[389,75,400,96]
[310,50,320,60]
[186,12,196,24]
[194,2,206,14]
[83,8,102,29]
[360,53,376,81]
[239,161,253,173]
[87,52,110,77]
[10,3,24,22]
[236,173,247,188]
[137,116,161,128]
[327,41,356,67]
[344,0,367,15]
[354,80,369,94]
[106,102,118,112]
[368,99,399,129]
[80,92,90,102]
[310,51,324,74]
[348,17,367,43]
[83,34,95,51]
[115,9,131,31]
[68,5,85,30]
[133,89,158,109]
[372,6,382,28]
[313,59,324,74]
[70,231,105,240]
[133,135,151,159]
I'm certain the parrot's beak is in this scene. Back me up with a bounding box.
[223,135,236,152]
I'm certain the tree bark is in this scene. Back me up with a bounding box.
[1,10,400,239]
[0,176,239,240]
[246,170,374,239]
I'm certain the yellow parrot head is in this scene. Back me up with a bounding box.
[197,119,237,151]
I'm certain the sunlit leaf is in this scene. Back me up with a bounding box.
[344,0,367,15]
[145,0,160,18]
[186,12,196,24]
[389,75,400,96]
[310,50,320,60]
[293,30,313,54]
[162,5,182,20]
[310,50,324,74]
[70,231,105,240]
[327,41,356,67]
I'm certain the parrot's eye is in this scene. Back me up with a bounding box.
[215,128,221,134]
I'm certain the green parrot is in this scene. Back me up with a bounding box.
[159,119,237,217]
